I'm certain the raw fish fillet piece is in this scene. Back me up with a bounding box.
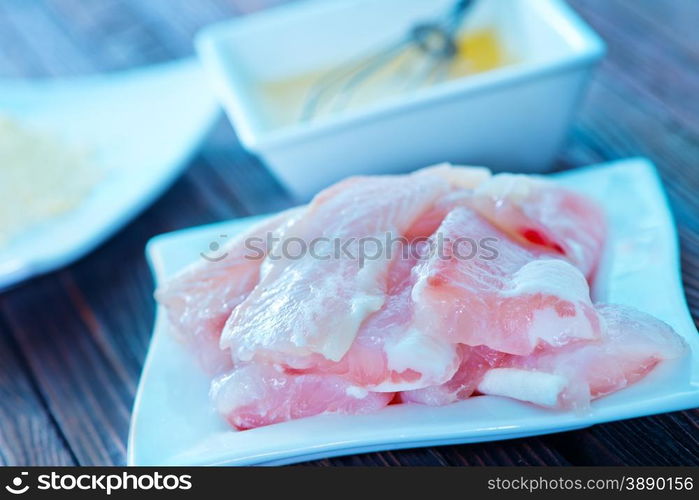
[467,174,606,279]
[412,206,602,356]
[211,364,394,430]
[416,163,492,190]
[220,169,457,364]
[400,345,505,405]
[154,208,301,373]
[282,197,603,391]
[278,246,460,391]
[476,304,689,409]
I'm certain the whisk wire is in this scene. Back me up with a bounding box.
[301,0,476,121]
[301,39,407,121]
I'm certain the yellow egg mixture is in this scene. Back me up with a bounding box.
[257,29,510,127]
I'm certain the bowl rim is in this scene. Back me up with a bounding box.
[196,0,606,151]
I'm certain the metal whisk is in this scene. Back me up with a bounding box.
[301,0,476,121]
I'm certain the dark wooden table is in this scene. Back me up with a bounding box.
[0,0,697,466]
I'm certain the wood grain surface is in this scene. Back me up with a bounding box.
[0,0,697,466]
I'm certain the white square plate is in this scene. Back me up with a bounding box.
[129,158,699,465]
[0,59,220,289]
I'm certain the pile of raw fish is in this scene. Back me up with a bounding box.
[156,165,687,430]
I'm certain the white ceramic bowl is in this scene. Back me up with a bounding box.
[196,0,605,199]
